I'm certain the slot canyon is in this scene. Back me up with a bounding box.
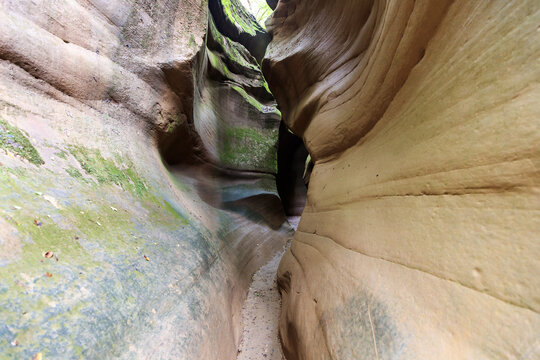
[0,0,538,359]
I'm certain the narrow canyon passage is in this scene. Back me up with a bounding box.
[0,0,538,359]
[236,221,293,360]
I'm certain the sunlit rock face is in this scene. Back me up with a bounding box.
[209,0,271,62]
[0,1,289,359]
[264,0,540,359]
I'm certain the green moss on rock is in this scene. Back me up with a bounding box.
[230,85,280,116]
[0,164,195,357]
[55,150,68,159]
[208,17,259,72]
[221,0,261,36]
[65,166,83,179]
[0,117,44,166]
[208,50,232,78]
[220,126,278,173]
[68,146,147,196]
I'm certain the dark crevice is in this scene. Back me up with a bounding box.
[277,122,308,216]
[266,0,278,10]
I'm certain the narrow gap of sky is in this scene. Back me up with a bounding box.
[238,0,273,28]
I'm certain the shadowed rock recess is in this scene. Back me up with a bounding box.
[0,1,538,360]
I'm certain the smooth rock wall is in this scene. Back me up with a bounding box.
[0,1,289,359]
[264,0,540,359]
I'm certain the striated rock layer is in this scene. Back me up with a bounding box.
[0,0,289,359]
[264,0,540,359]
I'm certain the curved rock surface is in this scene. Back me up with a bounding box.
[0,1,289,359]
[264,0,540,359]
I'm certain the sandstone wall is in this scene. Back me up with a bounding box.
[0,1,289,359]
[264,0,540,358]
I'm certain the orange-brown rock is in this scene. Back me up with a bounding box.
[264,0,540,358]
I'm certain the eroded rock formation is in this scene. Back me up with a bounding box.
[1,0,538,358]
[264,0,540,359]
[0,1,289,359]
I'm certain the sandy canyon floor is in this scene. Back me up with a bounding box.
[236,216,300,360]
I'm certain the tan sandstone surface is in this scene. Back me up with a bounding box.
[263,0,540,359]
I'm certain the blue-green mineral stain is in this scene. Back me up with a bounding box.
[322,290,409,359]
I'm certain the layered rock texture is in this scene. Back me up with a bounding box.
[264,0,540,359]
[0,1,290,359]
